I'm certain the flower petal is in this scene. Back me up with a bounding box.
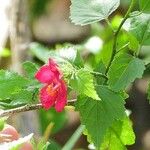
[55,80,67,112]
[49,59,61,79]
[35,65,55,84]
[39,85,56,110]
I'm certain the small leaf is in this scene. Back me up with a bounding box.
[23,61,38,79]
[108,54,145,91]
[58,47,84,67]
[0,70,29,99]
[30,43,83,72]
[125,13,150,46]
[76,85,125,148]
[30,43,54,63]
[70,0,120,25]
[139,0,150,13]
[70,68,100,100]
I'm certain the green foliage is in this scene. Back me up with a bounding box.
[108,54,145,91]
[127,33,139,52]
[30,43,84,68]
[39,108,67,135]
[10,90,33,105]
[1,0,150,148]
[95,61,107,85]
[70,68,100,100]
[100,117,135,150]
[47,140,61,150]
[23,61,38,79]
[127,13,150,46]
[76,85,125,148]
[0,70,29,100]
[30,43,54,63]
[139,0,150,13]
[70,0,120,25]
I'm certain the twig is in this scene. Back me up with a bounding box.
[0,104,43,118]
[105,0,136,75]
[0,99,77,118]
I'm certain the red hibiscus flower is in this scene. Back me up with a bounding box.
[35,59,67,112]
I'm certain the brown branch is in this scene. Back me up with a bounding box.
[0,104,43,118]
[0,99,77,118]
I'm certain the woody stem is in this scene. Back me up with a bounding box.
[0,99,77,118]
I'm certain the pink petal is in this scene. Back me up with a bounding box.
[49,59,61,79]
[55,80,67,112]
[39,85,56,110]
[35,65,55,84]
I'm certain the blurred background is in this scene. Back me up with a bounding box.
[0,0,150,149]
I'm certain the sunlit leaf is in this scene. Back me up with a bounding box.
[108,54,145,91]
[70,0,120,25]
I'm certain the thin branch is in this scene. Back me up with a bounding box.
[0,99,77,118]
[0,104,43,118]
[105,0,136,75]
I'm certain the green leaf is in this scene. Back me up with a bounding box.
[0,70,29,99]
[100,117,135,150]
[30,43,84,68]
[10,90,33,105]
[23,61,38,79]
[95,61,107,85]
[127,33,139,52]
[147,82,150,102]
[30,43,54,63]
[70,0,120,25]
[127,13,150,46]
[76,85,125,148]
[47,140,61,150]
[98,40,113,66]
[70,68,100,100]
[139,0,150,13]
[58,47,84,68]
[108,54,145,91]
[39,108,67,135]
